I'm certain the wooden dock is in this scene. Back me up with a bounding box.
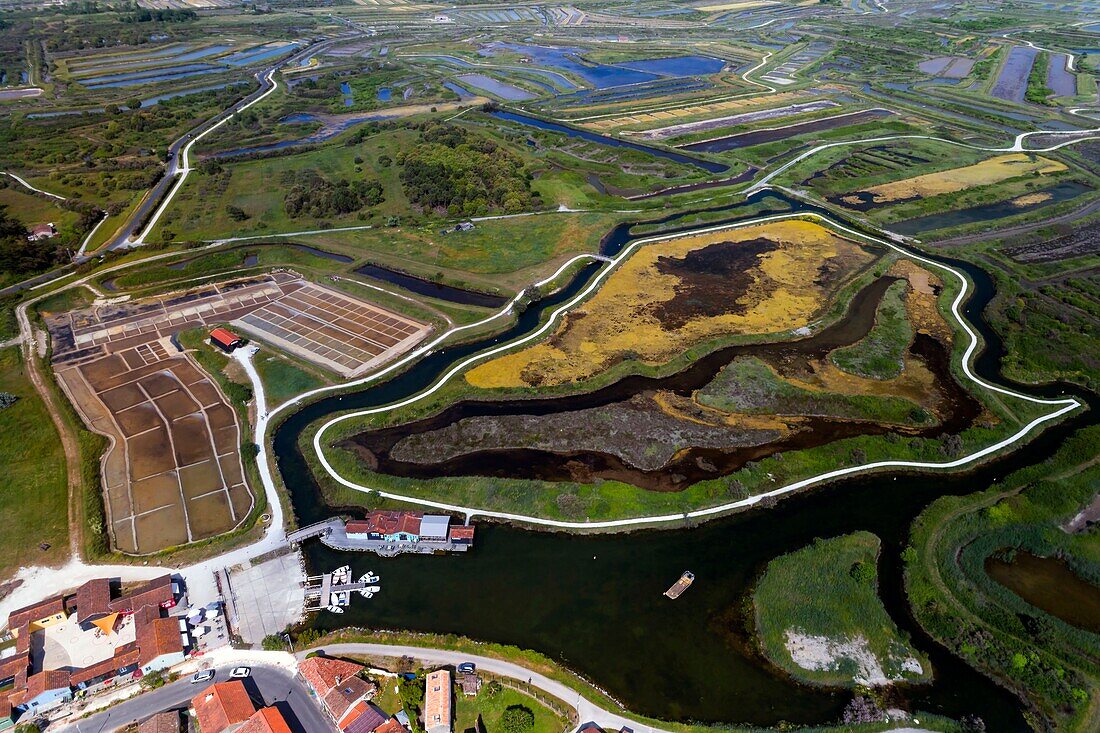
[303,572,371,611]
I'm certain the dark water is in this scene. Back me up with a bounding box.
[272,201,1096,730]
[354,264,508,308]
[681,109,893,153]
[489,111,730,173]
[986,552,1100,633]
[891,181,1093,235]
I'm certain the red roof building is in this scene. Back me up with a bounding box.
[139,710,183,733]
[210,328,244,352]
[109,575,175,614]
[347,511,423,541]
[191,681,256,732]
[373,717,408,733]
[341,700,387,733]
[239,706,293,733]
[298,656,376,725]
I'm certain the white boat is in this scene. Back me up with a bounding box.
[358,572,380,584]
[326,605,344,614]
[332,565,351,582]
[365,585,380,594]
[361,591,374,599]
[335,591,351,606]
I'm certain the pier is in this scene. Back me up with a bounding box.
[303,572,371,612]
[288,513,475,557]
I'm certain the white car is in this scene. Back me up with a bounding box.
[229,666,251,679]
[191,670,215,684]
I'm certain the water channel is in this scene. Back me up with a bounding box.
[270,194,1095,730]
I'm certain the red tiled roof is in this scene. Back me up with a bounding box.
[448,526,475,541]
[139,710,181,733]
[76,578,113,622]
[239,707,293,733]
[424,670,451,732]
[345,520,373,535]
[210,328,242,347]
[134,605,183,666]
[70,645,140,686]
[324,676,374,724]
[111,575,174,614]
[7,594,66,630]
[373,717,408,733]
[0,653,29,683]
[25,669,70,699]
[192,681,256,732]
[361,511,422,536]
[299,656,364,695]
[340,700,387,733]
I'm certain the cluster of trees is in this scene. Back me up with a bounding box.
[399,124,535,216]
[283,169,383,218]
[0,205,65,276]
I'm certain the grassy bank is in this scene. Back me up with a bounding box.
[753,531,930,688]
[905,425,1100,731]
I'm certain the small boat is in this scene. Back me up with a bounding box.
[326,605,344,614]
[365,585,380,594]
[664,571,695,599]
[332,565,351,583]
[362,591,374,599]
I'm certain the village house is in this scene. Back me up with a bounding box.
[191,680,292,733]
[298,656,381,732]
[423,669,453,733]
[27,223,56,241]
[210,327,245,353]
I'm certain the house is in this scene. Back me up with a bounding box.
[109,574,178,613]
[27,223,56,241]
[340,700,387,733]
[75,578,113,627]
[423,670,452,733]
[191,680,256,732]
[298,656,377,729]
[210,328,244,353]
[13,669,71,714]
[135,603,186,674]
[448,525,475,546]
[374,717,408,733]
[239,707,293,733]
[139,710,183,733]
[346,511,423,543]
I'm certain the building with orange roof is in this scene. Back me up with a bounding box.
[340,700,388,733]
[192,681,257,732]
[239,706,293,733]
[138,710,182,733]
[423,670,452,733]
[298,656,377,728]
[210,328,244,353]
[373,717,408,733]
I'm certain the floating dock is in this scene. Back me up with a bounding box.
[664,571,695,599]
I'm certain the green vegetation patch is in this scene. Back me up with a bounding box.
[697,355,928,425]
[754,531,930,688]
[0,347,70,576]
[829,279,912,380]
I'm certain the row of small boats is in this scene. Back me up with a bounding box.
[326,565,382,614]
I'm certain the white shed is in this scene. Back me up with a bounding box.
[420,515,451,540]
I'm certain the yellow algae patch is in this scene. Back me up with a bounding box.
[842,154,1067,206]
[466,220,877,389]
[1011,192,1053,207]
[584,92,808,131]
[887,259,951,343]
[696,0,776,11]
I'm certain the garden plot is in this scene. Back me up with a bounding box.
[55,345,253,555]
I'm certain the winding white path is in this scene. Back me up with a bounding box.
[1,171,66,201]
[307,210,1082,529]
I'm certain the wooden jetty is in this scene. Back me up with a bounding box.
[303,571,370,612]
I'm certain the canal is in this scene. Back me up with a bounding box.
[269,199,1095,730]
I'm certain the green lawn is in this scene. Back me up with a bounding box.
[253,346,329,407]
[829,279,912,380]
[454,684,567,733]
[753,531,930,688]
[0,347,70,576]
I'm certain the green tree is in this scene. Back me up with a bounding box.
[500,705,535,733]
[262,634,286,651]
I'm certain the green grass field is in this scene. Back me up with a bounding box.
[454,683,568,733]
[0,347,70,576]
[753,531,930,687]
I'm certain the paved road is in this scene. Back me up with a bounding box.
[303,643,670,733]
[61,663,327,733]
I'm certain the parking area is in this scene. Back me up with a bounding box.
[220,550,306,644]
[232,280,430,377]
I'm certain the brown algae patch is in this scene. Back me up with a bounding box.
[1011,191,1054,207]
[840,153,1066,206]
[466,220,877,389]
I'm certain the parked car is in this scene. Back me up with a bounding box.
[457,662,476,674]
[230,666,251,679]
[191,670,215,684]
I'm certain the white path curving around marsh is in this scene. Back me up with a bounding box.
[308,210,1082,529]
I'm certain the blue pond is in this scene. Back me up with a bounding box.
[443,81,475,99]
[456,73,534,101]
[614,55,727,77]
[223,42,300,67]
[86,67,225,89]
[377,87,392,102]
[81,62,218,86]
[480,42,658,88]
